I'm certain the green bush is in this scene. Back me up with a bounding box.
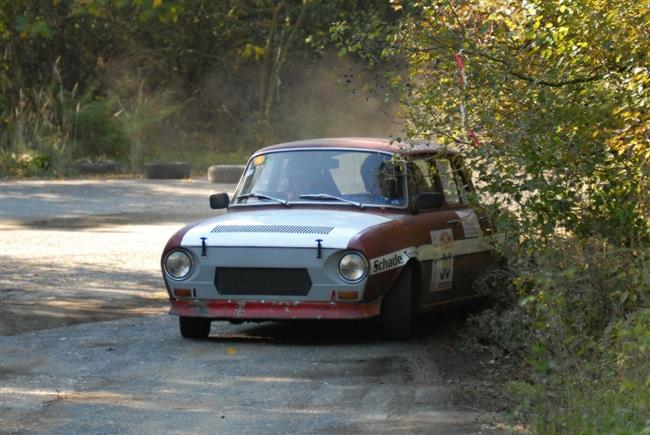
[500,242,650,433]
[467,264,532,355]
[71,95,128,160]
[0,149,52,177]
[0,60,128,177]
[516,308,650,434]
[466,235,649,432]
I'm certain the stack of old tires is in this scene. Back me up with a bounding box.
[143,162,244,182]
[207,165,244,183]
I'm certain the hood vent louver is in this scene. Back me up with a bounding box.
[211,224,334,235]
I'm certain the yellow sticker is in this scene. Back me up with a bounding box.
[227,347,237,355]
[253,155,266,165]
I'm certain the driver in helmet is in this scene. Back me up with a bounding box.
[360,154,403,205]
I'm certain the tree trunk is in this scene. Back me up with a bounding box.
[260,1,308,120]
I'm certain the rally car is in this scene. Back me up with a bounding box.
[161,138,498,340]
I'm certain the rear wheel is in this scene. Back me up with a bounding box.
[179,316,211,339]
[381,266,413,340]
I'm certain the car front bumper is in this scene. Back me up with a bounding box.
[169,298,382,320]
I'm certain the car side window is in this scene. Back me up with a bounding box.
[435,159,461,205]
[450,158,471,203]
[412,159,434,193]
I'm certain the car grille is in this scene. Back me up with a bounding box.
[211,224,333,235]
[214,267,312,296]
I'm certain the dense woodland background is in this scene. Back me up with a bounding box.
[1,1,648,432]
[0,0,400,174]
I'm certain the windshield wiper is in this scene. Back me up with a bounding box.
[235,192,289,207]
[299,193,365,209]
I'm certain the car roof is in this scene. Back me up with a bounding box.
[255,137,461,157]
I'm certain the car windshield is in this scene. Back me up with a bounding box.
[233,150,406,207]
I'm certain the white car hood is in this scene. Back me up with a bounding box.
[181,208,393,249]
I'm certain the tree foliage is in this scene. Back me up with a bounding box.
[0,0,395,174]
[339,0,649,246]
[335,0,649,430]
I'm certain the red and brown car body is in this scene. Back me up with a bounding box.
[161,138,498,335]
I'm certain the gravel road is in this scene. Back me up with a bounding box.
[0,178,504,434]
[0,179,226,336]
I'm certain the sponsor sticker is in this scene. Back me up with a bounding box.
[430,229,454,291]
[369,247,416,275]
[455,210,482,239]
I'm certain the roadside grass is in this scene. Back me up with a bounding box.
[469,242,650,434]
[508,316,650,434]
[521,370,650,434]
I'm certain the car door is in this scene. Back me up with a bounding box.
[408,155,464,308]
[435,155,496,299]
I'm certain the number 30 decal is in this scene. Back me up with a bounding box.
[429,229,454,291]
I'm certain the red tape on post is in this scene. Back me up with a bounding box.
[455,52,481,147]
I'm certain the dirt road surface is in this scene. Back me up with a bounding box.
[0,179,505,434]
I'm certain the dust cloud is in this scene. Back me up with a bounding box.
[102,50,404,164]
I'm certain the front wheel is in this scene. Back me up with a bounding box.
[380,266,413,341]
[179,316,211,339]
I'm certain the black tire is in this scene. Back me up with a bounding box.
[143,162,191,179]
[381,266,413,341]
[73,158,120,174]
[179,316,211,339]
[207,165,245,183]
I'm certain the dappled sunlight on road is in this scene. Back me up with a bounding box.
[0,178,238,336]
[1,225,181,270]
[0,178,230,222]
[0,312,503,434]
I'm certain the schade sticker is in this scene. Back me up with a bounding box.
[429,229,454,292]
[370,247,416,275]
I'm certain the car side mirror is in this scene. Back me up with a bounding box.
[413,192,444,211]
[210,193,230,209]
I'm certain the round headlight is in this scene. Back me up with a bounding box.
[338,252,368,282]
[164,250,193,280]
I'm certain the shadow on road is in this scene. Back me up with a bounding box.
[204,307,475,346]
[0,256,167,336]
[11,212,216,230]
